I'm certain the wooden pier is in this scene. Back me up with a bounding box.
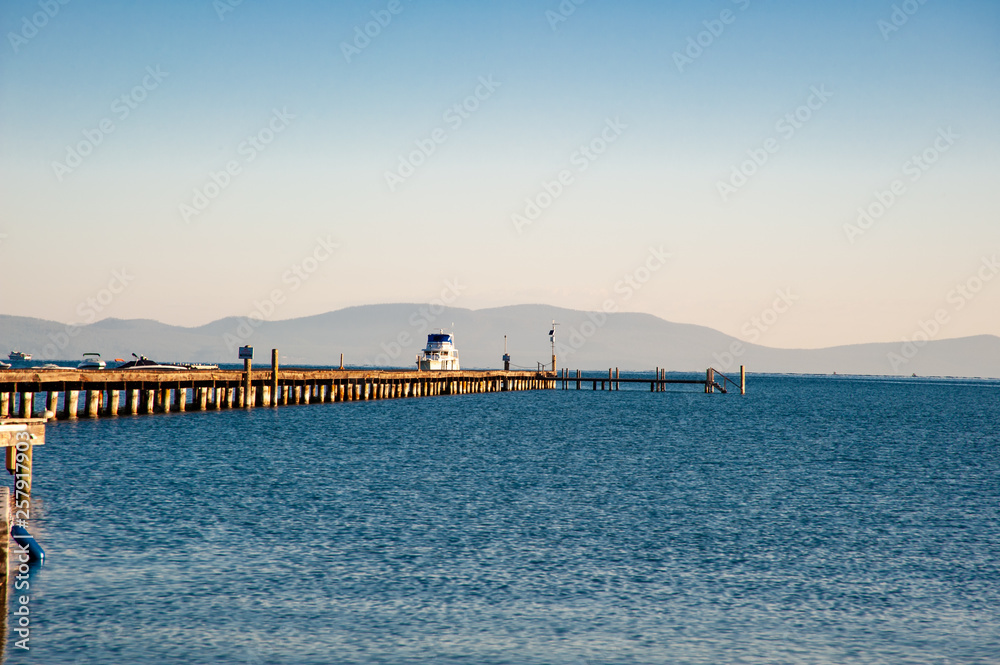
[0,356,744,421]
[0,367,558,420]
[557,366,746,394]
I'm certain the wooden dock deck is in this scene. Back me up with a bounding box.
[0,359,744,421]
[557,367,745,394]
[0,368,557,420]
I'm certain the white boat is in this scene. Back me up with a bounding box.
[8,351,31,361]
[418,331,460,371]
[78,353,107,370]
[0,361,10,370]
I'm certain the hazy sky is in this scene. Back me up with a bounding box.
[1,0,997,349]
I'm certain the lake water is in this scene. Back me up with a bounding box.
[9,374,1000,664]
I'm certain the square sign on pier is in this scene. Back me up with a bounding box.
[238,346,253,360]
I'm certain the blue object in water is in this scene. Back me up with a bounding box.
[10,525,44,565]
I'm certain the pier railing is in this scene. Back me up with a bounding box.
[556,366,746,395]
[709,368,745,394]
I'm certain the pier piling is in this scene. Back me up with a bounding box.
[271,349,279,407]
[46,391,59,415]
[18,392,33,418]
[242,354,252,409]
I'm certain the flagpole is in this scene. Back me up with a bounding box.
[549,320,559,373]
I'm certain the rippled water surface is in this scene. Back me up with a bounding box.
[11,375,1000,664]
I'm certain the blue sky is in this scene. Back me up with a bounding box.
[1,0,998,349]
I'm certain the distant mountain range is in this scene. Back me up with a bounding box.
[2,304,998,378]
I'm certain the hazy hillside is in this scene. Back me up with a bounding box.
[1,305,998,378]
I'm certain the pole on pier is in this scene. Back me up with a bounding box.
[243,360,252,408]
[340,353,344,370]
[239,345,254,408]
[740,365,746,395]
[549,321,559,373]
[271,349,279,407]
[705,368,715,394]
